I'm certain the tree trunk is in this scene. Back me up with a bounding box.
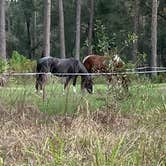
[26,17,32,59]
[75,0,81,60]
[43,0,51,57]
[58,0,66,58]
[0,0,6,60]
[151,0,158,76]
[31,0,37,58]
[88,0,94,54]
[6,1,11,35]
[132,0,139,63]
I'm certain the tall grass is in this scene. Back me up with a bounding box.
[0,76,165,165]
[21,110,166,165]
[1,76,166,115]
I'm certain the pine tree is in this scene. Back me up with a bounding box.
[43,0,51,57]
[58,0,66,58]
[0,0,6,60]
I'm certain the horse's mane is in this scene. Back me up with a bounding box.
[82,54,96,63]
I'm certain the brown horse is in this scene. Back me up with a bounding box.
[83,54,124,73]
[82,54,129,91]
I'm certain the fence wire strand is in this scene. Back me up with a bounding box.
[1,68,166,77]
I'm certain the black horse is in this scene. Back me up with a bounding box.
[35,56,93,97]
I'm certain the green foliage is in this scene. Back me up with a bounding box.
[93,19,110,55]
[6,0,166,67]
[125,33,138,45]
[124,62,135,69]
[0,157,3,166]
[151,73,166,83]
[135,52,148,66]
[92,22,139,56]
[9,51,36,72]
[0,58,9,73]
[113,32,139,55]
[48,134,65,166]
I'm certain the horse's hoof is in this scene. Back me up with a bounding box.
[39,90,43,94]
[73,87,77,94]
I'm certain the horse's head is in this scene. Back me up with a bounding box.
[112,54,125,69]
[81,76,93,94]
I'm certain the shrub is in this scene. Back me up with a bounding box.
[151,73,166,83]
[9,51,36,72]
[0,58,9,73]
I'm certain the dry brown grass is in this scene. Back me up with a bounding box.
[0,101,134,165]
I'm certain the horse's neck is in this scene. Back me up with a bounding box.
[78,62,90,80]
[78,62,87,73]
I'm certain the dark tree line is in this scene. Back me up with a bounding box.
[0,0,166,67]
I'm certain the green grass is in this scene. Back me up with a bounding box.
[0,78,166,115]
[119,83,166,115]
[0,78,166,165]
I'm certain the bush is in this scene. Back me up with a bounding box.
[0,58,9,73]
[9,51,36,72]
[151,73,166,83]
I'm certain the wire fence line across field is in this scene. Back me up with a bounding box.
[126,66,166,70]
[2,70,166,77]
[1,66,166,76]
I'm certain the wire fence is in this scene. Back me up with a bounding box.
[0,66,166,111]
[1,66,166,76]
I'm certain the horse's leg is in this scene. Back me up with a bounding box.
[39,75,44,94]
[80,77,85,91]
[41,74,47,101]
[35,81,39,93]
[35,74,41,93]
[63,76,72,95]
[72,76,77,94]
[106,75,112,92]
[35,80,38,90]
[121,74,129,92]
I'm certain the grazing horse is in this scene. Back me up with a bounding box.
[35,56,93,99]
[83,54,129,91]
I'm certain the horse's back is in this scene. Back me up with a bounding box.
[56,58,79,68]
[37,56,54,64]
[83,54,107,64]
[36,56,55,72]
[50,58,80,74]
[83,54,107,72]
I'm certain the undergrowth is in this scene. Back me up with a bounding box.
[0,77,165,165]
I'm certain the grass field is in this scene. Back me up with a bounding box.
[0,76,166,165]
